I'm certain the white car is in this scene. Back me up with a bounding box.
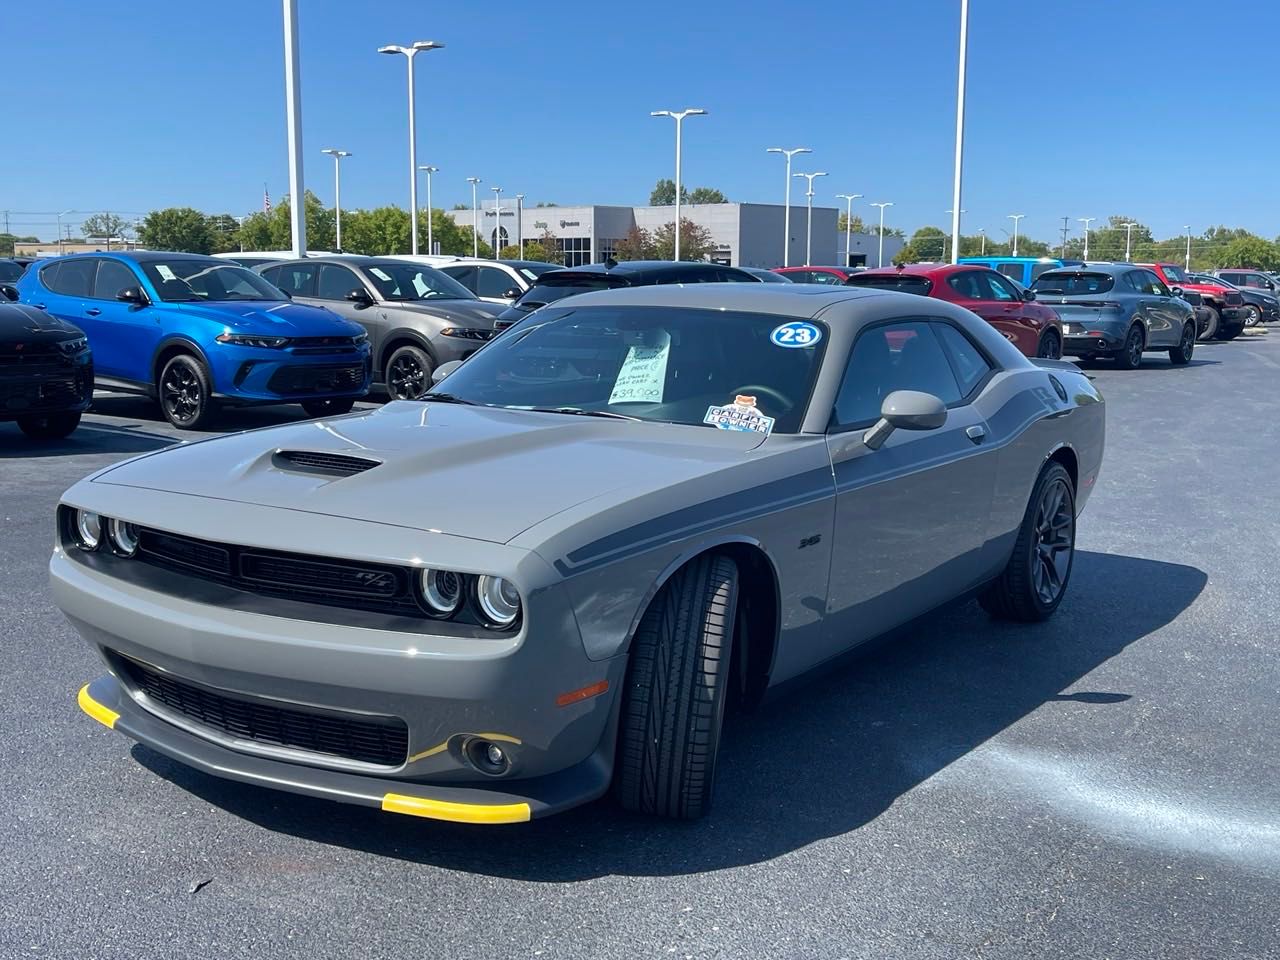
[438,259,566,304]
[376,254,464,268]
[214,250,343,269]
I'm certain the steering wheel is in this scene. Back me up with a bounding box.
[729,384,792,413]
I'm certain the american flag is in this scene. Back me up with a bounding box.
[263,184,271,213]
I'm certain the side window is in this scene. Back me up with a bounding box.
[259,266,281,286]
[1142,270,1171,296]
[476,267,514,299]
[38,261,62,291]
[988,274,1022,302]
[442,265,478,293]
[996,262,1023,281]
[947,270,989,300]
[50,258,97,297]
[1029,263,1057,281]
[272,264,317,297]
[786,270,814,283]
[831,321,962,429]
[93,259,140,300]
[934,322,993,397]
[316,264,360,300]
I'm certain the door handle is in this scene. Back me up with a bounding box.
[33,303,46,310]
[966,424,987,444]
[85,308,101,316]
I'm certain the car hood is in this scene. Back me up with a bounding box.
[0,303,84,340]
[177,300,364,336]
[92,401,764,544]
[379,299,504,327]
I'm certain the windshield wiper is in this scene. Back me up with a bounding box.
[422,392,478,405]
[528,406,639,421]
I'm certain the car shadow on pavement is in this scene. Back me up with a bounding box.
[0,421,175,459]
[133,549,1206,879]
[86,393,329,432]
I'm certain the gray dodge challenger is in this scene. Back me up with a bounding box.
[57,284,1105,823]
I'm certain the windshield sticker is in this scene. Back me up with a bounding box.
[369,268,392,281]
[704,395,775,435]
[156,264,177,282]
[770,321,822,348]
[609,331,670,404]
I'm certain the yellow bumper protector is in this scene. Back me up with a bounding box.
[381,793,531,824]
[77,684,119,730]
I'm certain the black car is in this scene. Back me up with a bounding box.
[0,302,94,439]
[493,260,761,331]
[0,258,28,286]
[1189,272,1278,330]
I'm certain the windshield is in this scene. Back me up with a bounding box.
[1160,264,1188,283]
[845,274,933,295]
[139,259,287,302]
[511,274,628,311]
[1031,272,1115,295]
[0,261,23,283]
[364,262,476,301]
[428,304,827,434]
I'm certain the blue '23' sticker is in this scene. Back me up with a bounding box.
[770,321,823,348]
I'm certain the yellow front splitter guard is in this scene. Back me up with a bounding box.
[381,793,531,824]
[78,683,120,729]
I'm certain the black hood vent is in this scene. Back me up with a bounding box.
[273,450,381,477]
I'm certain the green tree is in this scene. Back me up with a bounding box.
[537,229,564,264]
[648,178,687,205]
[205,213,241,254]
[82,212,131,242]
[234,192,334,252]
[341,206,410,255]
[535,202,559,208]
[687,187,728,204]
[1214,235,1279,271]
[614,225,656,261]
[651,218,715,261]
[837,212,869,234]
[138,207,213,253]
[0,233,38,256]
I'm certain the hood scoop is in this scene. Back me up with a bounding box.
[272,450,382,477]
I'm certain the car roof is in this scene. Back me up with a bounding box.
[856,263,990,278]
[775,265,852,272]
[546,260,738,277]
[50,250,223,264]
[536,281,889,318]
[1036,262,1131,276]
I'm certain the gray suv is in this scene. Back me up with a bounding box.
[259,257,503,399]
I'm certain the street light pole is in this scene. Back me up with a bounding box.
[56,210,73,255]
[651,108,707,260]
[418,165,438,254]
[282,0,307,257]
[767,147,811,267]
[1078,217,1095,260]
[1008,213,1025,257]
[379,40,444,255]
[1122,221,1138,261]
[871,202,893,267]
[491,186,503,255]
[836,193,862,267]
[515,194,525,258]
[949,0,970,265]
[1184,225,1192,271]
[467,177,482,258]
[945,209,966,261]
[321,149,351,251]
[793,172,827,266]
[979,228,986,255]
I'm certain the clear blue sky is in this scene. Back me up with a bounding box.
[3,0,1274,245]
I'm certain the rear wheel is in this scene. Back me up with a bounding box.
[615,554,739,820]
[301,397,356,418]
[158,354,217,430]
[386,344,434,401]
[1113,324,1144,369]
[1196,306,1219,342]
[1036,328,1062,360]
[16,411,81,440]
[1242,304,1262,328]
[1168,323,1195,366]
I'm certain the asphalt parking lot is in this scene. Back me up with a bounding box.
[3,335,1278,960]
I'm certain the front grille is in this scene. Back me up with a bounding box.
[267,362,365,395]
[118,656,408,766]
[135,527,420,615]
[289,336,362,357]
[0,373,89,411]
[274,449,381,477]
[0,342,61,364]
[1225,292,1243,305]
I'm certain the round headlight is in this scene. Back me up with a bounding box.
[107,518,139,557]
[476,575,521,628]
[417,568,462,617]
[74,510,102,551]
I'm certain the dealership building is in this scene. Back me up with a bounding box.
[445,202,904,269]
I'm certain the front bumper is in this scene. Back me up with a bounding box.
[212,345,372,403]
[0,357,93,421]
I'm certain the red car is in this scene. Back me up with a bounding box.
[845,263,1065,358]
[773,266,862,284]
[1138,262,1245,340]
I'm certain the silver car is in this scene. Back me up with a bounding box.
[258,257,504,399]
[60,284,1104,823]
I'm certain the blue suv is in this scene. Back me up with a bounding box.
[17,252,371,429]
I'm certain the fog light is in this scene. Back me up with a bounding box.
[486,743,504,766]
[74,510,101,551]
[464,737,512,776]
[107,518,139,557]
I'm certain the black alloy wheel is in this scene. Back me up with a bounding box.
[1030,475,1075,608]
[386,345,434,401]
[1036,328,1063,359]
[1115,325,1144,370]
[1169,323,1195,366]
[159,354,216,430]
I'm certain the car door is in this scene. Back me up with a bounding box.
[819,318,998,662]
[36,258,96,333]
[475,265,519,303]
[86,258,163,382]
[944,268,1017,345]
[309,262,387,361]
[1134,269,1180,344]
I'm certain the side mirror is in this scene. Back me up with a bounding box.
[503,287,521,300]
[862,390,947,451]
[0,284,18,302]
[116,286,148,305]
[345,288,373,305]
[431,359,462,385]
[1170,286,1184,298]
[1021,288,1036,302]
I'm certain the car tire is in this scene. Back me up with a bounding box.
[385,344,434,401]
[1196,306,1219,342]
[1036,328,1063,360]
[16,411,81,440]
[615,553,739,820]
[301,397,356,418]
[1216,322,1244,341]
[979,461,1076,623]
[1242,305,1261,328]
[1113,324,1144,369]
[1168,323,1195,366]
[158,354,217,430]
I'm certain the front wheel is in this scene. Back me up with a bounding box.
[1196,306,1219,342]
[1242,305,1262,328]
[16,411,81,440]
[979,461,1076,622]
[615,554,739,820]
[385,345,434,401]
[1036,328,1063,360]
[158,354,217,430]
[1113,324,1144,369]
[1168,323,1195,366]
[301,397,356,418]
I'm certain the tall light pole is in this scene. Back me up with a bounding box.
[282,0,307,257]
[978,228,986,255]
[491,186,503,255]
[1008,213,1025,256]
[418,165,438,254]
[945,209,966,261]
[836,193,862,267]
[56,209,74,255]
[1184,225,1192,271]
[767,146,811,267]
[379,40,444,255]
[321,149,351,251]
[794,172,827,266]
[651,108,707,261]
[1121,221,1138,261]
[949,0,970,265]
[1078,217,1095,260]
[871,202,893,267]
[515,194,525,258]
[467,177,482,257]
